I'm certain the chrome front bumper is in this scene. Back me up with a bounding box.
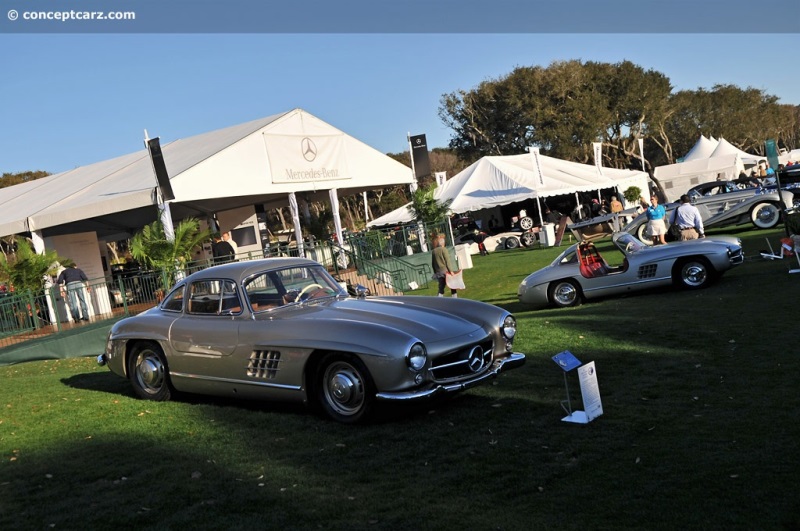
[96,353,107,366]
[375,352,526,402]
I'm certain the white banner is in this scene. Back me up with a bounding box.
[638,137,646,171]
[592,142,604,177]
[264,133,350,184]
[528,146,545,186]
[435,172,447,187]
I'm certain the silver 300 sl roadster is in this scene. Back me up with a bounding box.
[98,258,525,423]
[517,233,744,309]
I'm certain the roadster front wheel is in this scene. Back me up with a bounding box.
[673,257,714,290]
[548,279,582,308]
[128,341,173,401]
[316,353,375,423]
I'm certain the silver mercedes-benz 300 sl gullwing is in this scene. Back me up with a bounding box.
[98,258,525,423]
[518,233,744,309]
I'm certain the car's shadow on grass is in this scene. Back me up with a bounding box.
[59,371,470,424]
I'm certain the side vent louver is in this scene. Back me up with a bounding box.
[247,350,281,379]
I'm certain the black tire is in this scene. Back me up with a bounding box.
[520,233,536,247]
[505,236,520,249]
[672,257,714,290]
[127,341,173,401]
[316,353,375,423]
[750,202,781,229]
[548,279,582,308]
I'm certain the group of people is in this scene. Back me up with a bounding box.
[642,194,704,245]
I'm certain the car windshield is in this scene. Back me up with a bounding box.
[613,233,645,254]
[244,264,345,312]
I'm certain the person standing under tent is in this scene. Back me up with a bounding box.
[57,263,91,322]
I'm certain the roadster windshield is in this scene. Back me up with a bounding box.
[244,265,345,312]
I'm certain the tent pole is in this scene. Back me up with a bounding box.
[536,197,544,226]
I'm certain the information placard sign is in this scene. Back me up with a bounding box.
[577,361,603,421]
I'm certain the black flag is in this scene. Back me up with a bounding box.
[147,137,175,201]
[409,134,431,180]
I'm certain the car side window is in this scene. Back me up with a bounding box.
[244,272,283,311]
[188,279,242,315]
[161,284,185,312]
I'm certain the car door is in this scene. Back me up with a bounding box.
[168,279,241,359]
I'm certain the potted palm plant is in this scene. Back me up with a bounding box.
[130,218,212,300]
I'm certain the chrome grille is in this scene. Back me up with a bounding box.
[247,350,281,379]
[430,339,494,382]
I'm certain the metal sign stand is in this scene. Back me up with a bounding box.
[552,350,589,424]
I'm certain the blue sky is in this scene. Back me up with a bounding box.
[2,32,800,174]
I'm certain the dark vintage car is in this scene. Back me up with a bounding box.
[517,233,744,309]
[98,258,525,423]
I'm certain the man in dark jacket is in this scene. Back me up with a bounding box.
[56,263,91,322]
[212,235,235,264]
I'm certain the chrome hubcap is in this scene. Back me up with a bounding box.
[135,351,164,394]
[323,362,365,416]
[683,263,707,286]
[554,283,577,305]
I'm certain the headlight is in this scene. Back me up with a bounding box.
[501,315,516,340]
[406,342,427,371]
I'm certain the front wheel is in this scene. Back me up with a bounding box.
[505,236,520,249]
[548,279,582,308]
[672,257,714,290]
[750,202,781,229]
[128,341,173,401]
[316,353,375,423]
[520,233,536,247]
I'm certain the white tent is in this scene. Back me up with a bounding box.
[369,153,649,227]
[682,135,765,167]
[0,108,413,240]
[708,137,765,166]
[683,136,720,162]
[654,154,741,202]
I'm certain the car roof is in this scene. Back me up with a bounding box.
[182,257,320,283]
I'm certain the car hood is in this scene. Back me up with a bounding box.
[260,297,485,343]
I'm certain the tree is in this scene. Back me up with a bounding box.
[0,238,63,293]
[406,184,453,225]
[0,170,51,189]
[130,218,212,289]
[439,60,672,169]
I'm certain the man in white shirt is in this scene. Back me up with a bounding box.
[222,231,239,258]
[671,194,705,240]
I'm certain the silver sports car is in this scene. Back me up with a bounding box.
[97,258,525,423]
[517,233,744,308]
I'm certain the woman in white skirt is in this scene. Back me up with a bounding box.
[644,195,667,245]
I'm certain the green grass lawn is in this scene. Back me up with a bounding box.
[2,226,799,530]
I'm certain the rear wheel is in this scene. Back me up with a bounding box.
[128,341,173,401]
[636,223,653,245]
[750,202,781,229]
[548,279,582,308]
[316,353,375,423]
[672,257,714,290]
